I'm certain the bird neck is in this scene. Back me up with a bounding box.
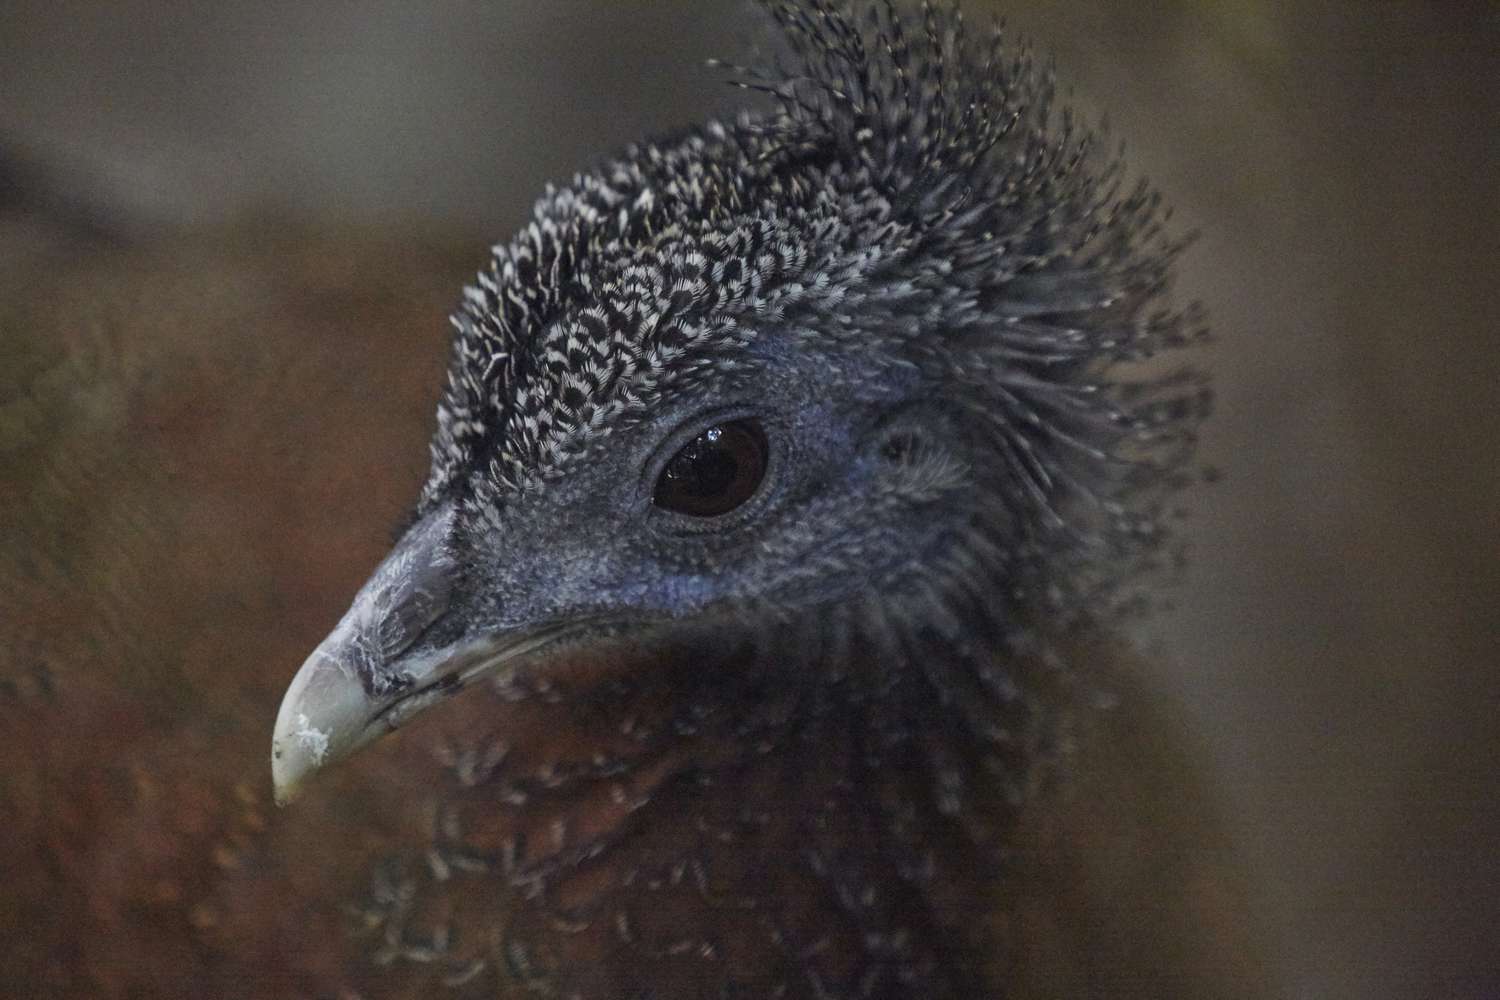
[389,617,1059,998]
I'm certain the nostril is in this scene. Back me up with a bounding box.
[879,432,922,464]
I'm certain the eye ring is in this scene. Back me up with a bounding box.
[651,419,769,518]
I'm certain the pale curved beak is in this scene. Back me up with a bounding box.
[271,617,572,804]
[272,495,674,806]
[272,506,471,805]
[271,502,623,804]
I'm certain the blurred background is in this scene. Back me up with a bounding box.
[1,1,1495,997]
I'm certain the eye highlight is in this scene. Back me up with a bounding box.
[652,420,769,518]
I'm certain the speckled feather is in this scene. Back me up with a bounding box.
[425,0,1203,596]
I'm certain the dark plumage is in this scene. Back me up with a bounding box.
[270,3,1210,997]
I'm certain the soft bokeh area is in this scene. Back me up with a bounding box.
[3,2,1495,996]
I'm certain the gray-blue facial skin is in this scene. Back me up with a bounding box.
[277,329,965,756]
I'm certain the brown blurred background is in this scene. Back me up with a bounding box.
[1,1,1496,997]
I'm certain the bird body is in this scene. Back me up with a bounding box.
[2,3,1268,998]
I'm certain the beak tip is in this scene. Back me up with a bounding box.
[271,739,307,807]
[270,646,368,805]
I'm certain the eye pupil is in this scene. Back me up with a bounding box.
[653,420,768,518]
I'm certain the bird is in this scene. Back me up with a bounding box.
[268,2,1230,997]
[1,2,1268,998]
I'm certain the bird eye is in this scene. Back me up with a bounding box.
[652,420,769,518]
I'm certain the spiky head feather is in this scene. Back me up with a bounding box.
[425,1,1203,594]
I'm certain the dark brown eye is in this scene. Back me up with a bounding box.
[652,420,769,518]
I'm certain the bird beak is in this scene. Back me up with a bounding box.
[270,506,575,805]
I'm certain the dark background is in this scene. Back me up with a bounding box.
[2,2,1496,997]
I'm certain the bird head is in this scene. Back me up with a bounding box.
[271,2,1203,993]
